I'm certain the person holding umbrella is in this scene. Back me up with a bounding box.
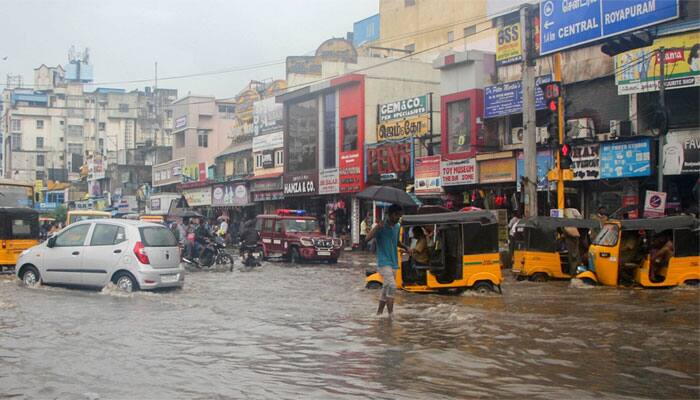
[365,204,410,318]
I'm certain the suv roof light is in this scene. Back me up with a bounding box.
[277,209,306,216]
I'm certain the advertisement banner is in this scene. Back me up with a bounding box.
[88,157,106,181]
[318,169,340,195]
[378,95,429,122]
[615,32,698,95]
[252,191,284,202]
[571,143,600,180]
[441,158,477,186]
[212,183,250,207]
[663,130,700,175]
[484,75,552,118]
[516,150,553,191]
[600,138,651,179]
[253,97,284,136]
[339,151,363,193]
[153,158,185,187]
[414,155,443,195]
[479,158,516,183]
[643,190,667,218]
[174,116,187,130]
[252,131,283,153]
[183,163,207,182]
[365,139,414,185]
[250,177,283,192]
[283,172,317,196]
[377,115,429,141]
[496,22,522,66]
[183,187,211,207]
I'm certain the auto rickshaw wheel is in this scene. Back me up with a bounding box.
[366,281,382,289]
[472,281,494,294]
[683,279,699,286]
[581,277,596,285]
[530,272,549,282]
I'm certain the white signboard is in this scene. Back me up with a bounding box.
[252,131,284,153]
[183,187,212,207]
[643,190,667,218]
[571,143,600,181]
[441,158,477,186]
[318,169,339,195]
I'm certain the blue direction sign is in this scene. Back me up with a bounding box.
[540,0,679,55]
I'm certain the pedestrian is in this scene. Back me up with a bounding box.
[365,204,409,318]
[360,215,369,251]
[507,210,521,268]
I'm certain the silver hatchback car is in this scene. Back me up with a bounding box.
[16,219,185,292]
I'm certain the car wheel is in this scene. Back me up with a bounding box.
[328,258,338,264]
[366,281,382,289]
[21,266,41,287]
[290,247,301,264]
[114,272,137,293]
[530,272,549,282]
[472,281,494,294]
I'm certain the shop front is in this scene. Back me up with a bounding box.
[211,181,253,224]
[181,184,213,217]
[250,173,284,215]
[662,129,700,215]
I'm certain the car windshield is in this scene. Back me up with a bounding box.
[594,224,619,246]
[283,219,319,233]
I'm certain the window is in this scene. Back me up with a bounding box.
[464,25,476,37]
[91,224,127,246]
[36,154,45,167]
[404,43,415,53]
[405,0,415,6]
[139,226,177,247]
[35,170,45,180]
[342,116,358,151]
[447,99,471,153]
[11,133,21,151]
[119,103,129,113]
[594,224,619,246]
[323,93,336,169]
[98,122,106,131]
[10,119,21,132]
[262,219,274,232]
[274,221,283,233]
[197,130,208,147]
[255,153,264,169]
[55,224,91,247]
[218,104,235,118]
[11,218,35,238]
[283,219,320,233]
[175,132,185,148]
[67,125,83,137]
[98,138,104,152]
[287,98,318,172]
[67,143,83,155]
[447,31,454,42]
[36,137,44,149]
[166,110,173,118]
[275,149,284,166]
[36,120,44,129]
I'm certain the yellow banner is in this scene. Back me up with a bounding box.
[377,115,429,141]
[496,23,522,66]
[615,31,700,95]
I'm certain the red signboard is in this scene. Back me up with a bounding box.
[365,140,413,185]
[339,151,363,193]
[414,155,442,195]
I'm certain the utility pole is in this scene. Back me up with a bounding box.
[154,61,159,165]
[521,4,538,217]
[554,53,565,209]
[657,47,666,192]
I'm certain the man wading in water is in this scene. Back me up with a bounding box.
[365,204,410,318]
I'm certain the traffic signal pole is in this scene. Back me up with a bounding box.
[554,52,565,210]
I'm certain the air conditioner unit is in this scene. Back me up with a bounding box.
[566,118,595,140]
[536,126,550,144]
[511,127,524,144]
[610,119,632,137]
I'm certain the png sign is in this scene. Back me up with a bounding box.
[414,156,442,195]
[365,140,414,185]
[441,158,477,186]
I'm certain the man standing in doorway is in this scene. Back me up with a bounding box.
[365,204,409,318]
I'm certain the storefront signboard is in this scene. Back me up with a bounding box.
[600,138,651,179]
[571,143,600,180]
[378,95,429,122]
[479,157,516,183]
[212,183,250,207]
[365,139,414,185]
[663,130,700,175]
[253,191,284,202]
[152,158,184,187]
[252,131,283,153]
[283,172,317,196]
[174,116,187,130]
[414,155,443,195]
[643,190,667,218]
[183,187,212,207]
[339,151,363,193]
[496,22,522,66]
[251,177,283,192]
[516,150,553,191]
[88,156,106,181]
[183,162,207,182]
[615,31,698,95]
[253,97,284,136]
[441,158,477,186]
[377,115,430,141]
[319,168,340,195]
[484,75,552,118]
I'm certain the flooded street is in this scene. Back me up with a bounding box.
[1,254,698,399]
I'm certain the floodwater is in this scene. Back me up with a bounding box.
[1,254,698,399]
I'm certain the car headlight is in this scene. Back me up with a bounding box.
[299,237,313,247]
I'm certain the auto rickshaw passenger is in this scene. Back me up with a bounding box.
[619,231,643,283]
[412,227,430,265]
[650,234,673,282]
[562,226,581,275]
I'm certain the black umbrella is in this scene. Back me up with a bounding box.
[357,185,418,207]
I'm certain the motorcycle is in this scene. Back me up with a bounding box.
[183,236,235,271]
[239,242,263,269]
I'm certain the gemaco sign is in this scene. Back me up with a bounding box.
[378,95,428,122]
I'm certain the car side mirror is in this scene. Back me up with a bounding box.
[47,236,57,248]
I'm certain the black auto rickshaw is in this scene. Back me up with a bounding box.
[0,207,40,272]
[366,211,503,293]
[512,216,600,281]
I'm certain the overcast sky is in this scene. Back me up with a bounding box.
[0,0,377,98]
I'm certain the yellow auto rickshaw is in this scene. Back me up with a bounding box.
[66,210,111,225]
[365,211,503,294]
[0,207,40,272]
[576,216,700,287]
[512,216,600,282]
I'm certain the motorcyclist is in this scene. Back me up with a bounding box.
[195,218,213,261]
[239,219,261,266]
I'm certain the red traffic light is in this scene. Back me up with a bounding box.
[548,99,558,112]
[561,144,571,157]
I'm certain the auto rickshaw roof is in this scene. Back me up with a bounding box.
[401,211,496,226]
[617,216,699,231]
[519,216,600,230]
[0,207,39,216]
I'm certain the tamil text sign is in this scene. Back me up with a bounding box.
[377,115,429,141]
